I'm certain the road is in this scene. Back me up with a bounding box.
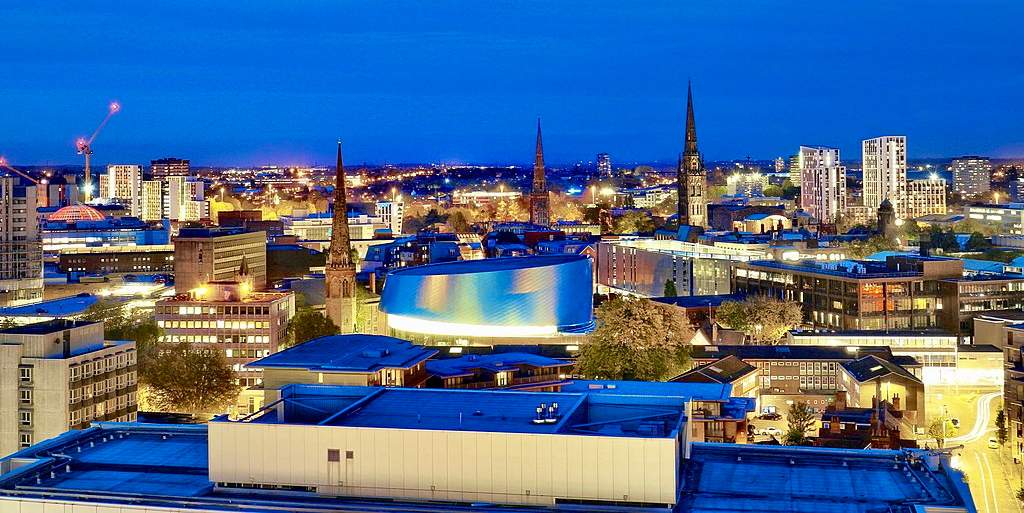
[941,390,1021,513]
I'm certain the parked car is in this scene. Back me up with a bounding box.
[988,438,1000,449]
[950,418,960,429]
[762,426,783,437]
[758,412,782,421]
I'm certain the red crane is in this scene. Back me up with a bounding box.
[0,156,49,206]
[76,101,120,202]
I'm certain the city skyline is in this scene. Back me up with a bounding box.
[3,2,1024,166]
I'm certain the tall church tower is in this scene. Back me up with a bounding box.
[677,82,707,228]
[529,119,550,226]
[325,140,357,332]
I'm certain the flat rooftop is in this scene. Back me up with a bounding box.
[0,293,98,318]
[249,334,437,372]
[0,318,97,335]
[426,352,568,378]
[0,424,973,513]
[234,384,686,439]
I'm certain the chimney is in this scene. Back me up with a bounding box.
[891,393,901,411]
[829,415,841,434]
[871,395,878,409]
[869,410,880,436]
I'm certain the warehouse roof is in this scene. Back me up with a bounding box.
[248,334,437,372]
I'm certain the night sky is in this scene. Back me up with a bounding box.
[2,1,1022,166]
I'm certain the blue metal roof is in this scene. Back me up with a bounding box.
[426,352,568,378]
[561,380,735,402]
[248,334,437,372]
[653,293,745,309]
[0,293,98,317]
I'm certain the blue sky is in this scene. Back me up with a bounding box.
[2,1,1022,166]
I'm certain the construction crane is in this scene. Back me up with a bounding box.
[0,156,49,207]
[76,101,120,203]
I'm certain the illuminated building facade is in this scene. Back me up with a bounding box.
[151,157,190,181]
[732,256,962,331]
[798,145,846,224]
[597,152,612,177]
[140,180,163,221]
[951,155,991,197]
[0,319,136,456]
[963,203,1024,234]
[173,227,267,293]
[102,164,144,217]
[906,176,947,219]
[380,255,594,343]
[155,280,295,388]
[57,244,174,274]
[725,172,767,197]
[861,136,907,219]
[529,119,549,226]
[0,176,42,306]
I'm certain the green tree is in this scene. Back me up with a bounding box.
[613,210,655,234]
[144,342,239,415]
[285,308,340,348]
[716,297,803,344]
[928,417,950,448]
[965,232,991,251]
[574,297,693,381]
[448,210,472,232]
[844,235,900,259]
[783,401,817,445]
[663,279,678,297]
[924,226,961,253]
[996,408,1008,446]
[763,184,784,198]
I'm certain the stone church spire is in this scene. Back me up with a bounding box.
[325,140,357,332]
[530,118,550,226]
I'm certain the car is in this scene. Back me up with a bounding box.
[988,438,1000,449]
[758,412,782,421]
[762,426,782,437]
[950,418,960,429]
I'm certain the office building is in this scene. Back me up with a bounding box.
[597,239,766,297]
[102,164,143,217]
[787,153,800,183]
[151,157,190,181]
[375,199,404,235]
[798,146,846,224]
[173,227,267,292]
[951,155,992,197]
[529,119,550,226]
[678,82,707,228]
[155,279,294,389]
[451,190,522,207]
[861,136,907,219]
[964,203,1024,234]
[325,142,358,332]
[166,175,209,222]
[57,244,174,274]
[139,180,163,221]
[906,176,947,219]
[725,171,768,197]
[0,319,136,456]
[733,255,963,331]
[0,384,977,512]
[938,274,1024,334]
[597,152,612,177]
[0,176,43,306]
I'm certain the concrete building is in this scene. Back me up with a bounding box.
[938,274,1024,334]
[726,171,768,197]
[951,155,992,197]
[906,176,947,219]
[375,199,404,235]
[597,239,765,297]
[155,280,294,390]
[0,319,136,456]
[173,227,267,293]
[151,157,190,181]
[58,244,174,275]
[140,179,163,221]
[0,176,43,306]
[451,190,523,207]
[964,203,1024,234]
[166,175,209,222]
[0,388,977,512]
[798,146,846,224]
[733,256,963,331]
[861,136,907,219]
[102,164,143,217]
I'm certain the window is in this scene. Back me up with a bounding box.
[19,389,32,405]
[19,410,32,427]
[19,367,32,383]
[19,433,32,448]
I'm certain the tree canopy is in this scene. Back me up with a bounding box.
[783,401,816,445]
[663,279,678,297]
[612,210,655,234]
[285,308,340,348]
[574,296,693,381]
[843,235,900,259]
[716,297,803,344]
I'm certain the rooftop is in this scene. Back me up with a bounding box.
[841,355,923,384]
[388,254,587,276]
[175,227,261,239]
[236,383,686,439]
[248,334,437,372]
[690,344,905,362]
[674,355,758,384]
[0,293,98,318]
[0,318,97,336]
[653,293,746,309]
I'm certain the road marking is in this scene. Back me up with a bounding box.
[975,451,993,513]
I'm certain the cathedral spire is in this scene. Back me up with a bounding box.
[677,82,707,231]
[530,118,550,226]
[328,140,352,269]
[684,81,698,157]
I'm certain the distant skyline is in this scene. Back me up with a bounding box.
[2,1,1023,166]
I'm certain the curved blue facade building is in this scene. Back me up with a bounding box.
[380,255,594,338]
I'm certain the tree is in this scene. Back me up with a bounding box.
[613,210,655,234]
[996,408,1008,446]
[843,235,900,259]
[285,308,340,348]
[763,184,784,198]
[783,401,816,445]
[448,210,472,232]
[550,194,584,222]
[144,342,239,415]
[924,226,961,253]
[965,231,991,251]
[574,297,693,381]
[928,418,950,448]
[716,297,803,345]
[663,279,678,297]
[1016,487,1024,504]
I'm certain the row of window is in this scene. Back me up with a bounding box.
[158,320,271,330]
[161,305,273,316]
[70,395,137,425]
[69,351,136,381]
[161,334,271,345]
[69,372,137,403]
